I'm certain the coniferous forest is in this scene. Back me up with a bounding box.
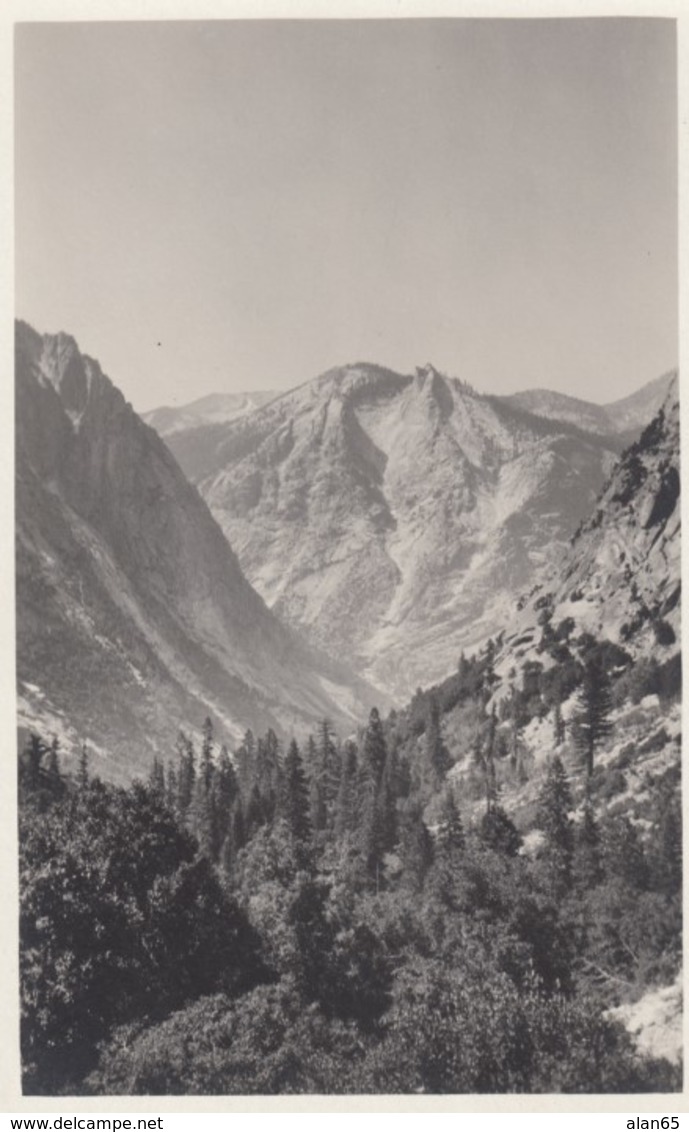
[19,636,682,1095]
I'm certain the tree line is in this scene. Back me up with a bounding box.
[18,633,682,1095]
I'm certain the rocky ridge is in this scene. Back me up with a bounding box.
[160,362,624,700]
[16,322,376,780]
[500,371,676,442]
[495,387,681,686]
[142,389,277,437]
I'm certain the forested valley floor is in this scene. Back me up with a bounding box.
[19,637,682,1096]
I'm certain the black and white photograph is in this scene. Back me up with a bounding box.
[12,11,682,1098]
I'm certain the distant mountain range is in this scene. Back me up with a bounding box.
[17,322,679,777]
[155,363,675,700]
[15,322,376,780]
[498,371,675,442]
[142,390,278,436]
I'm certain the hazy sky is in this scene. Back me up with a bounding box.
[15,19,677,413]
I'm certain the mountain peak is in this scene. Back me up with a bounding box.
[16,323,378,777]
[415,362,440,379]
[16,320,127,428]
[163,360,621,699]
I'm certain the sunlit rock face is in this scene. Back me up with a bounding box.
[165,360,626,699]
[16,322,376,781]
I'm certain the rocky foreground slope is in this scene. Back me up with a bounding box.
[16,322,375,780]
[160,362,627,700]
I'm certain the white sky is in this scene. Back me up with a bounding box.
[15,18,677,412]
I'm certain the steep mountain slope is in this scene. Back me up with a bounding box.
[497,386,680,679]
[161,362,622,700]
[388,385,680,853]
[386,392,681,1065]
[501,371,676,441]
[142,390,277,437]
[16,322,375,781]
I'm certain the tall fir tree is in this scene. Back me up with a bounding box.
[307,733,327,834]
[398,804,434,892]
[554,692,563,747]
[601,815,648,889]
[281,739,312,845]
[230,798,246,852]
[148,756,165,800]
[164,761,177,815]
[77,743,89,791]
[245,782,266,840]
[573,657,614,776]
[508,687,524,768]
[572,790,603,891]
[334,740,359,839]
[362,707,387,788]
[435,787,465,854]
[175,731,196,821]
[536,755,574,897]
[200,717,214,792]
[46,737,61,783]
[234,729,256,800]
[375,749,398,858]
[318,719,341,826]
[425,697,452,790]
[255,729,282,824]
[215,745,239,849]
[482,637,498,697]
[191,776,220,861]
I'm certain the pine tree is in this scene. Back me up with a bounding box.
[508,688,524,767]
[425,696,452,790]
[234,729,256,799]
[334,740,359,839]
[200,716,214,792]
[479,805,522,856]
[601,816,648,889]
[486,703,498,759]
[148,756,165,800]
[362,707,387,788]
[215,745,239,848]
[572,790,603,890]
[256,729,282,824]
[357,759,381,885]
[553,697,565,747]
[77,743,89,791]
[482,637,498,696]
[164,761,177,813]
[648,783,682,898]
[398,805,434,892]
[436,787,465,854]
[191,777,220,861]
[308,721,339,834]
[573,657,614,776]
[375,749,398,858]
[46,737,61,782]
[23,733,48,791]
[536,755,574,896]
[245,782,266,840]
[189,721,220,860]
[553,685,566,747]
[175,732,196,820]
[319,719,340,817]
[474,712,498,815]
[281,739,312,844]
[307,733,327,834]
